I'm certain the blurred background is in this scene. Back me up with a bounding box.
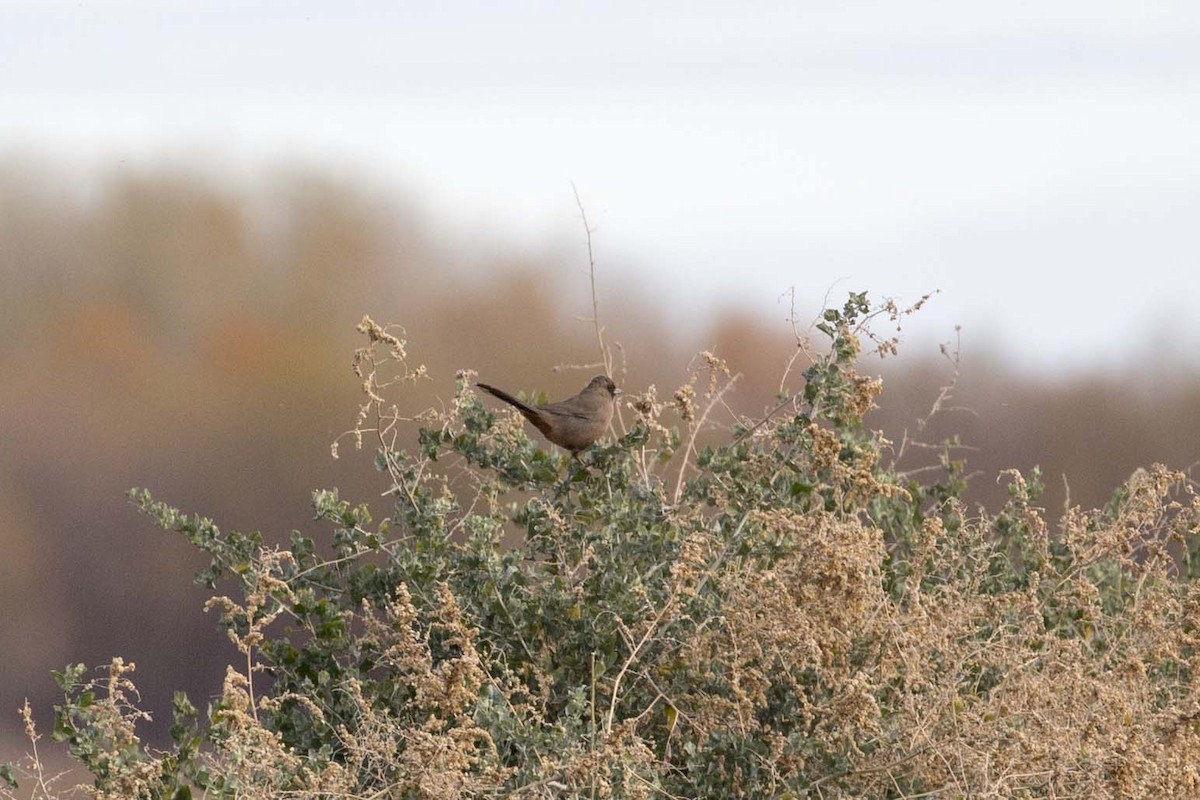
[3,0,1199,766]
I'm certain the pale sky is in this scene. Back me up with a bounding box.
[3,1,1199,372]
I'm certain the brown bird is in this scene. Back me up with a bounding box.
[477,375,619,455]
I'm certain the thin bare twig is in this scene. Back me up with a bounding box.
[673,374,740,504]
[572,183,611,379]
[605,599,676,737]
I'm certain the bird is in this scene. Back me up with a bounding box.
[476,375,619,455]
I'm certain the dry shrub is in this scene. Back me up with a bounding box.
[6,295,1200,799]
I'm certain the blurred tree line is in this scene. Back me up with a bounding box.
[0,157,1197,756]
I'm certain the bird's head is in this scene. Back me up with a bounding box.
[587,375,620,398]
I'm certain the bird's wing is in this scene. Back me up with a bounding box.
[538,403,595,421]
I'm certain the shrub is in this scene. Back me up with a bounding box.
[6,294,1200,799]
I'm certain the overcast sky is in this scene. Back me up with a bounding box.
[3,1,1199,372]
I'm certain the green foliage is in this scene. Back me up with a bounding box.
[7,296,1200,799]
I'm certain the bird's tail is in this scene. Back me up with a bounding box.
[477,382,540,420]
